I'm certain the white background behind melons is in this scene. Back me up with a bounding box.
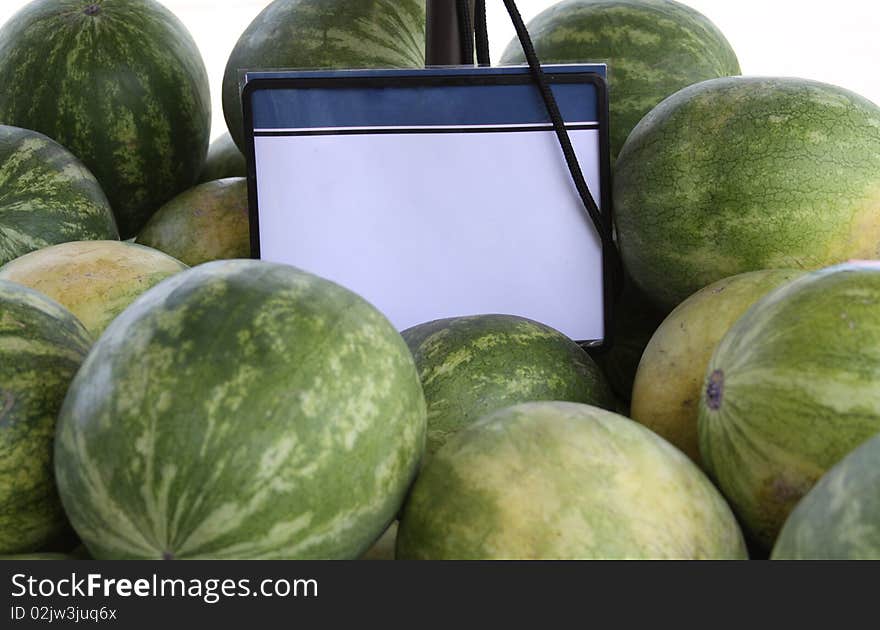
[1,0,878,141]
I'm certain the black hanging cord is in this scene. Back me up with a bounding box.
[445,0,623,345]
[456,0,475,64]
[474,0,491,66]
[500,0,622,304]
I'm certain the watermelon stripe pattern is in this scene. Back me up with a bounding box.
[0,0,212,238]
[1,280,91,554]
[630,269,806,466]
[403,315,616,457]
[615,77,880,312]
[54,260,426,559]
[772,432,880,560]
[0,125,118,266]
[222,0,426,149]
[397,402,747,560]
[499,0,741,159]
[699,264,880,548]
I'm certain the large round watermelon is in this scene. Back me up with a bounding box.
[0,125,118,266]
[402,315,615,457]
[499,0,740,159]
[632,269,805,465]
[223,0,426,150]
[772,432,880,560]
[137,178,250,267]
[397,401,747,560]
[0,240,188,337]
[615,77,880,312]
[54,260,426,559]
[0,0,211,238]
[198,133,247,184]
[0,280,91,554]
[699,263,880,549]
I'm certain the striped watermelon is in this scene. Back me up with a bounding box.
[198,133,246,184]
[54,260,426,559]
[0,240,188,337]
[0,280,91,554]
[499,0,740,159]
[699,263,880,549]
[397,401,747,560]
[222,0,426,150]
[0,553,81,560]
[631,269,805,465]
[0,125,118,266]
[772,432,880,560]
[615,77,880,312]
[0,0,212,238]
[137,178,250,267]
[403,315,615,457]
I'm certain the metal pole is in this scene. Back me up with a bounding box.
[426,0,475,66]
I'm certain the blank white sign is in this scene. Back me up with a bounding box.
[254,126,605,341]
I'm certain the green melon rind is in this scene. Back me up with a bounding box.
[0,240,189,337]
[499,0,740,159]
[631,269,806,465]
[198,133,247,184]
[0,0,212,238]
[0,280,92,555]
[403,314,616,458]
[699,263,880,550]
[0,553,81,561]
[771,432,880,560]
[397,401,747,560]
[54,260,426,560]
[0,125,118,266]
[223,0,426,150]
[615,77,880,312]
[136,178,249,267]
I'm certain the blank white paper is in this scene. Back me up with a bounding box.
[254,127,605,341]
